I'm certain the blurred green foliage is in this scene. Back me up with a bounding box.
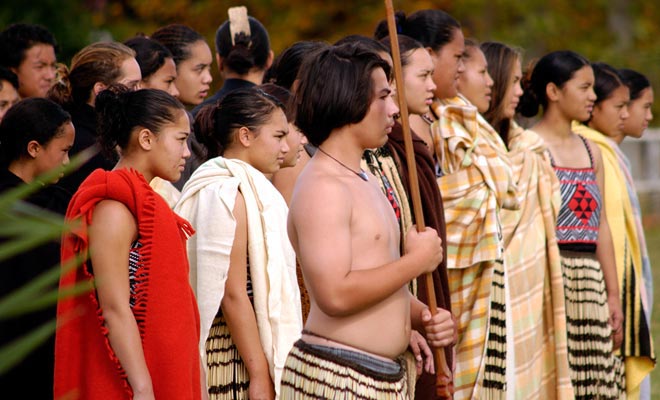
[0,150,94,375]
[1,0,659,117]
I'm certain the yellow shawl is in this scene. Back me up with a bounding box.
[574,122,655,399]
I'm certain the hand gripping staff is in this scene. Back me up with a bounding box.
[383,1,454,397]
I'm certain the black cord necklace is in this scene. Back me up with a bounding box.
[317,147,369,182]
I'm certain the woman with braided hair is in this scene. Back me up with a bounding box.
[54,86,204,399]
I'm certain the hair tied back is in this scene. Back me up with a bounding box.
[228,6,252,46]
[395,12,406,35]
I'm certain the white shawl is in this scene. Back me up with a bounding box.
[174,157,302,396]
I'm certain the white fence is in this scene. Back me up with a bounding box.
[620,129,660,193]
[620,129,660,218]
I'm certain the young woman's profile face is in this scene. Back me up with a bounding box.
[247,108,290,174]
[281,122,306,168]
[403,48,436,116]
[174,40,213,106]
[589,84,630,139]
[33,121,75,182]
[150,110,191,182]
[501,58,523,120]
[457,47,493,113]
[554,65,597,123]
[622,87,654,138]
[429,28,465,100]
[142,57,180,98]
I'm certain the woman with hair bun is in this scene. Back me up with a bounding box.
[573,62,655,399]
[193,6,273,116]
[54,86,205,400]
[48,41,141,194]
[481,41,574,399]
[175,87,301,400]
[519,50,624,399]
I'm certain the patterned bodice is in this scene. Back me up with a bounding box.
[550,136,602,253]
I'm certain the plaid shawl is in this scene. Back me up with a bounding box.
[501,125,574,399]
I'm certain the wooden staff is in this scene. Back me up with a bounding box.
[383,1,454,398]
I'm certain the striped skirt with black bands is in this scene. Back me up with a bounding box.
[561,252,625,399]
[482,261,507,399]
[280,340,408,399]
[205,315,250,400]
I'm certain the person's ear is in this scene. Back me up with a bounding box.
[546,82,560,102]
[216,54,225,72]
[92,82,107,97]
[26,140,41,158]
[265,50,275,70]
[237,126,251,147]
[137,128,155,151]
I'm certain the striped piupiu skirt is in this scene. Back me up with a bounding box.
[481,260,507,399]
[280,339,408,399]
[561,251,625,399]
[205,313,250,400]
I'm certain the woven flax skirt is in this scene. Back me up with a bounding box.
[280,339,408,399]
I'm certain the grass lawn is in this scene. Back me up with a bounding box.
[648,226,660,395]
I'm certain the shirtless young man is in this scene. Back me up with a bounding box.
[279,43,456,398]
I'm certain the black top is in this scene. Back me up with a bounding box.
[0,169,71,398]
[191,78,256,117]
[58,103,117,194]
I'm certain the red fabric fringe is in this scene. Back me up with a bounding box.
[54,169,201,399]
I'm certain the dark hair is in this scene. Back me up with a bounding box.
[265,41,328,91]
[151,24,205,66]
[194,87,284,159]
[463,38,481,59]
[48,42,136,107]
[374,10,461,53]
[0,67,19,91]
[592,62,625,106]
[335,35,389,54]
[481,41,522,142]
[619,69,651,101]
[0,98,71,166]
[294,43,391,147]
[95,85,185,157]
[518,50,590,118]
[378,35,424,68]
[0,23,57,69]
[124,36,174,80]
[215,15,271,75]
[258,83,294,120]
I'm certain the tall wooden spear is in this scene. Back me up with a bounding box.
[383,1,454,398]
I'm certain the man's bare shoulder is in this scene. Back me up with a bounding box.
[290,162,352,216]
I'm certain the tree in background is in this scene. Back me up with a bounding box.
[3,0,658,117]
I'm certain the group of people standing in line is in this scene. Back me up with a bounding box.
[0,5,655,400]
